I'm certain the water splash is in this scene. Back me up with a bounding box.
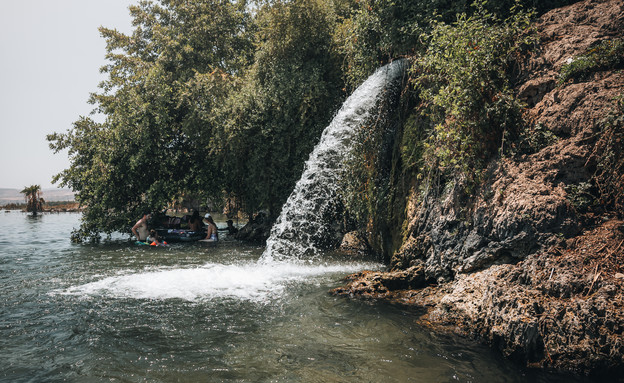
[56,261,380,302]
[263,59,407,262]
[57,61,406,303]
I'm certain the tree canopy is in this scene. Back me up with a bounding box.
[49,0,255,240]
[48,0,571,241]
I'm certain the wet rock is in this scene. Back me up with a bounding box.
[235,211,272,243]
[331,270,391,299]
[336,220,624,377]
[339,231,371,255]
[331,263,430,299]
[382,264,428,290]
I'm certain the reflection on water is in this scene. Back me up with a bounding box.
[0,211,587,382]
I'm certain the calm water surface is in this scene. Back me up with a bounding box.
[0,211,589,382]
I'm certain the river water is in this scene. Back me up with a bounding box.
[1,211,588,382]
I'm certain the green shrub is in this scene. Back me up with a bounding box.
[559,39,624,84]
[565,182,595,213]
[511,122,559,155]
[338,2,537,256]
[407,2,535,188]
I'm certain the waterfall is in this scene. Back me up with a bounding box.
[262,59,407,262]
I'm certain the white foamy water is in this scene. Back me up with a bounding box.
[57,261,380,302]
[55,61,405,305]
[263,59,406,262]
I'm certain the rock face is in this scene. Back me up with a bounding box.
[333,0,624,377]
[333,220,624,376]
[338,231,372,255]
[235,211,272,243]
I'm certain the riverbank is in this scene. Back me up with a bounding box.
[333,0,624,378]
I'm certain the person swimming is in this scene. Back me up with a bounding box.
[132,212,151,241]
[226,219,238,235]
[148,229,167,246]
[201,214,218,242]
[188,210,202,232]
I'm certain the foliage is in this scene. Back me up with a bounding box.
[20,185,45,215]
[220,0,344,216]
[509,122,559,155]
[486,0,576,17]
[406,2,534,188]
[565,182,595,213]
[48,0,344,240]
[332,0,468,90]
[559,39,624,85]
[331,0,566,91]
[1,201,80,212]
[46,0,564,243]
[334,1,538,253]
[48,0,254,240]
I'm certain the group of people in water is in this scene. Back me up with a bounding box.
[131,210,238,245]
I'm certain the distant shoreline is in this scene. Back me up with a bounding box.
[1,201,82,213]
[0,188,75,204]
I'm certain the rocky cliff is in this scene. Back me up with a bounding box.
[333,0,624,377]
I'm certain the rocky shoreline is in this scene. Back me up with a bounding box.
[333,219,624,377]
[333,0,624,378]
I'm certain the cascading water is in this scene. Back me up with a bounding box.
[263,59,407,262]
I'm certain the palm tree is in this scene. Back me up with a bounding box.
[20,185,45,216]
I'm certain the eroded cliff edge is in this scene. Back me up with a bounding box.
[333,0,624,377]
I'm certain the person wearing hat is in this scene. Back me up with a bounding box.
[201,213,218,242]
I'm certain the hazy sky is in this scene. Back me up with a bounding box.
[0,0,134,189]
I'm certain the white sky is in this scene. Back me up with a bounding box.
[0,0,134,189]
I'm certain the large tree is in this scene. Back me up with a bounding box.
[48,0,253,241]
[220,0,344,216]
